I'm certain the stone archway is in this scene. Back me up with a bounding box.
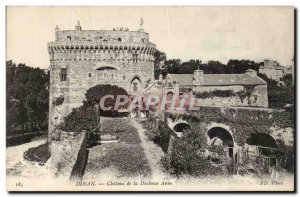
[247,133,277,149]
[206,126,235,171]
[207,127,234,155]
[246,133,278,173]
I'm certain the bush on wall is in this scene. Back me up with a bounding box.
[195,86,255,104]
[52,96,64,107]
[58,106,98,133]
[195,90,235,99]
[142,117,174,153]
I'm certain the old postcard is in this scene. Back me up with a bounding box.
[6,6,295,192]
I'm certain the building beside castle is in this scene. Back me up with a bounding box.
[161,69,268,108]
[47,21,156,134]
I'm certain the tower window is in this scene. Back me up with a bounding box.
[60,68,67,81]
[132,54,138,63]
[89,73,91,77]
[118,37,122,42]
[123,76,125,80]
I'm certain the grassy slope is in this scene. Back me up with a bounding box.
[84,118,151,178]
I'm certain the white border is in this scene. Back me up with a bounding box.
[0,0,298,196]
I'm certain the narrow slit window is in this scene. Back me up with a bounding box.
[60,68,67,81]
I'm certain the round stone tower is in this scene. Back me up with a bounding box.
[47,21,156,135]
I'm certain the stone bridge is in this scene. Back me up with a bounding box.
[163,106,294,170]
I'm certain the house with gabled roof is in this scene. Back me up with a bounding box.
[163,69,268,108]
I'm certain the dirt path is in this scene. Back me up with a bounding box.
[130,118,168,180]
[6,139,51,179]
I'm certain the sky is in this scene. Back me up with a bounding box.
[6,6,294,68]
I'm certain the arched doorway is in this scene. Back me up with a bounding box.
[130,76,142,95]
[246,133,278,173]
[173,123,191,133]
[207,127,234,170]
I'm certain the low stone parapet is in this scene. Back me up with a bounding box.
[50,130,87,181]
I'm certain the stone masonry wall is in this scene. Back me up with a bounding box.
[50,131,87,180]
[194,84,268,108]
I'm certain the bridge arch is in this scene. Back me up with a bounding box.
[245,133,278,172]
[207,127,234,148]
[206,125,235,168]
[247,133,277,148]
[246,133,278,158]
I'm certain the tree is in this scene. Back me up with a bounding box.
[162,58,261,75]
[60,84,129,134]
[207,60,226,73]
[164,59,181,75]
[227,59,260,74]
[258,73,294,108]
[154,50,166,79]
[6,61,49,134]
[179,59,202,74]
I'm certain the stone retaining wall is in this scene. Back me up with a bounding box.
[50,130,87,181]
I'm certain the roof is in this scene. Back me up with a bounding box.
[168,73,267,86]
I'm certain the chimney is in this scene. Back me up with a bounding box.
[245,69,257,77]
[75,21,82,31]
[194,69,204,85]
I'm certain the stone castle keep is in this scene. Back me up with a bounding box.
[48,22,156,133]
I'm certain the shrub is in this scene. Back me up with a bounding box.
[195,90,235,99]
[52,96,64,106]
[84,84,128,117]
[23,143,50,165]
[142,119,173,153]
[161,128,224,177]
[59,106,98,133]
[276,139,294,173]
